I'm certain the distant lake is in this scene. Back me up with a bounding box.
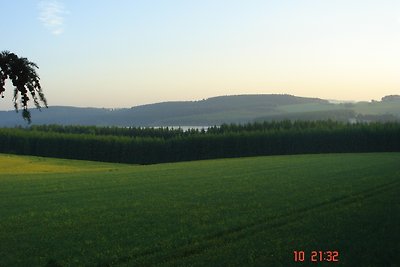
[153,126,212,131]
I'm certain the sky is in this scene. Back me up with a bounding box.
[1,0,400,110]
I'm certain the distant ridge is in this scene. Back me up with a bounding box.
[0,94,399,126]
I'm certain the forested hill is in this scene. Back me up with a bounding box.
[0,94,399,126]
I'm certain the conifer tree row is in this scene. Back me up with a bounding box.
[0,121,399,164]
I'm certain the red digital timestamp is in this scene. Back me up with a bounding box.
[294,250,339,263]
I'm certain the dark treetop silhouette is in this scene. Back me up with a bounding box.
[0,51,47,123]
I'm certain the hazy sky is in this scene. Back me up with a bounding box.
[1,0,399,110]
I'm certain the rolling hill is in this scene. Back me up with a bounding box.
[0,94,399,126]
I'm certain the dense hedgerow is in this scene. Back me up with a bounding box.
[0,121,399,164]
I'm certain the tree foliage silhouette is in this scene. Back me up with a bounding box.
[0,51,47,122]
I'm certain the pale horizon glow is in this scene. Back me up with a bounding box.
[1,0,399,110]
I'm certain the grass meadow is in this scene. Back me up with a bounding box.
[0,153,399,266]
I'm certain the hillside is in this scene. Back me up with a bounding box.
[0,94,399,126]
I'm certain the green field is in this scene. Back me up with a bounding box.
[0,153,399,266]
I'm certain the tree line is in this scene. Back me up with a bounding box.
[1,121,399,164]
